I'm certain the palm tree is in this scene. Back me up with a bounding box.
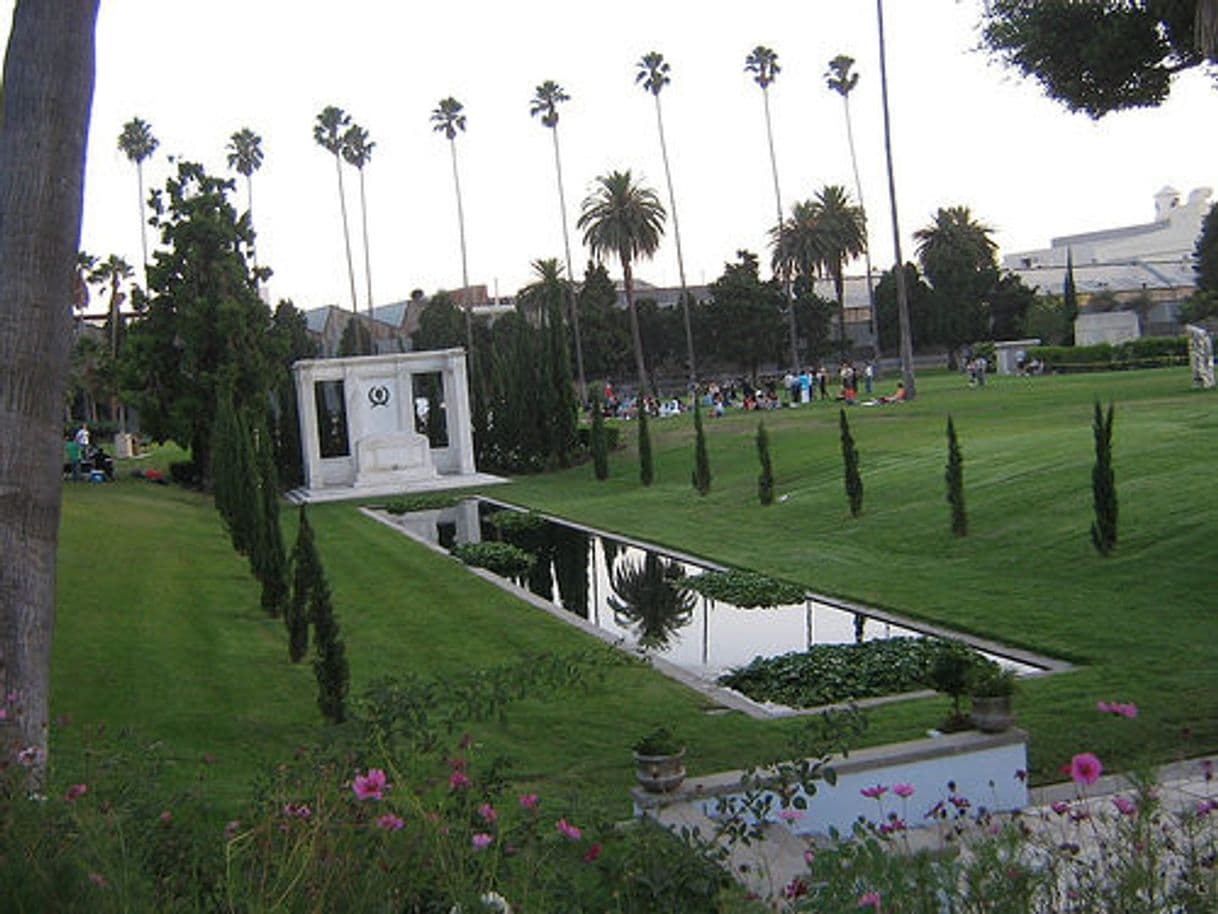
[312,106,358,313]
[825,55,879,350]
[577,171,666,398]
[875,0,916,398]
[811,186,867,352]
[225,127,263,273]
[432,97,474,358]
[341,124,376,319]
[745,45,798,374]
[87,254,133,428]
[636,51,697,390]
[117,117,158,285]
[529,80,587,404]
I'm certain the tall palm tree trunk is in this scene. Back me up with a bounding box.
[551,127,587,404]
[621,258,649,398]
[246,174,258,274]
[876,0,916,399]
[449,138,474,358]
[0,0,99,782]
[333,154,358,313]
[762,88,799,375]
[358,167,374,321]
[833,264,847,355]
[653,95,696,390]
[842,96,878,350]
[136,161,149,286]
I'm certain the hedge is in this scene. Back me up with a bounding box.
[1028,337,1188,373]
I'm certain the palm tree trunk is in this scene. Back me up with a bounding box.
[842,96,879,351]
[449,138,474,359]
[247,174,258,275]
[762,87,799,375]
[834,263,847,355]
[876,0,916,399]
[136,160,149,287]
[653,95,697,390]
[333,153,358,313]
[358,167,374,322]
[0,0,99,784]
[622,258,649,398]
[550,127,587,404]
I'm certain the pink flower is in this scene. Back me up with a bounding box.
[1097,700,1138,718]
[1051,801,1071,815]
[1112,796,1137,816]
[858,890,882,910]
[556,818,582,841]
[860,785,887,799]
[477,803,497,824]
[0,708,6,721]
[471,832,493,850]
[583,841,603,863]
[64,783,88,802]
[519,793,539,810]
[282,803,312,820]
[377,813,405,831]
[1195,799,1216,817]
[879,817,907,835]
[224,820,241,840]
[777,808,802,824]
[352,768,388,801]
[892,783,915,798]
[1070,752,1103,786]
[449,770,471,791]
[159,810,173,823]
[803,848,816,866]
[88,872,108,889]
[15,745,43,767]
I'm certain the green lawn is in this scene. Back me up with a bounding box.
[51,367,1218,816]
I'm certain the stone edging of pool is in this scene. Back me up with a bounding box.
[360,501,1073,721]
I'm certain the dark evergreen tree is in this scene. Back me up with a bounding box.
[337,316,372,356]
[1090,401,1118,556]
[945,415,967,537]
[638,406,654,486]
[543,277,578,468]
[691,399,711,495]
[210,383,259,557]
[840,409,863,517]
[293,503,349,722]
[285,505,313,663]
[1063,249,1078,346]
[756,420,774,506]
[268,300,315,490]
[252,411,289,617]
[591,393,609,480]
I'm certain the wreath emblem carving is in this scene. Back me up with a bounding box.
[368,385,391,409]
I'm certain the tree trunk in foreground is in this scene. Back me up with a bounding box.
[0,0,99,784]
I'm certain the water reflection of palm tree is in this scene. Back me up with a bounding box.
[609,554,696,650]
[553,526,590,617]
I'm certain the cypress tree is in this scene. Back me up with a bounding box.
[1063,249,1078,346]
[840,409,863,517]
[1090,401,1118,556]
[253,412,289,617]
[299,504,349,723]
[638,406,654,486]
[945,415,967,536]
[286,505,313,662]
[756,420,774,505]
[211,384,259,557]
[211,384,240,537]
[591,392,609,480]
[691,399,711,495]
[544,285,578,468]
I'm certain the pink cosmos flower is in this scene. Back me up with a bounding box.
[858,890,882,910]
[224,820,241,840]
[1112,796,1137,816]
[16,745,43,767]
[88,872,108,888]
[1051,801,1071,816]
[159,810,173,823]
[583,841,603,863]
[519,793,539,810]
[1070,752,1103,786]
[352,768,388,801]
[471,832,493,850]
[1195,799,1215,817]
[477,803,497,824]
[803,848,816,866]
[377,813,405,831]
[449,770,471,791]
[556,818,582,841]
[1097,700,1138,718]
[892,783,915,798]
[860,785,887,800]
[777,808,802,823]
[64,783,88,802]
[879,816,907,835]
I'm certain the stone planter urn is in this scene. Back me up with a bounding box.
[633,747,687,793]
[970,695,1015,733]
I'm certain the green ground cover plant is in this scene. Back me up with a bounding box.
[684,569,806,607]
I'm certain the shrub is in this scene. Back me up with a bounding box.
[756,420,774,506]
[840,410,863,517]
[384,493,460,514]
[1029,338,1188,373]
[1090,400,1118,556]
[945,415,967,537]
[638,408,654,486]
[685,569,806,608]
[691,400,711,496]
[451,541,536,578]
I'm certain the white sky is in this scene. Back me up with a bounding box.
[3,1,1215,311]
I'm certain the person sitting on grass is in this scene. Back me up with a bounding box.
[878,382,906,404]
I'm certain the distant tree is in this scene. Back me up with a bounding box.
[745,44,798,374]
[341,123,376,317]
[840,409,863,517]
[431,97,474,359]
[225,127,263,273]
[988,271,1036,341]
[915,206,998,361]
[337,314,372,356]
[117,116,158,283]
[981,0,1217,119]
[576,261,631,379]
[637,406,654,486]
[267,300,315,490]
[691,398,711,495]
[756,420,774,506]
[312,106,358,312]
[590,392,609,480]
[516,258,578,467]
[945,415,967,537]
[1195,202,1218,292]
[1090,401,1118,556]
[578,171,667,397]
[412,291,466,351]
[1063,248,1079,345]
[1023,293,1070,347]
[86,254,134,424]
[875,262,934,353]
[707,250,785,380]
[286,506,313,663]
